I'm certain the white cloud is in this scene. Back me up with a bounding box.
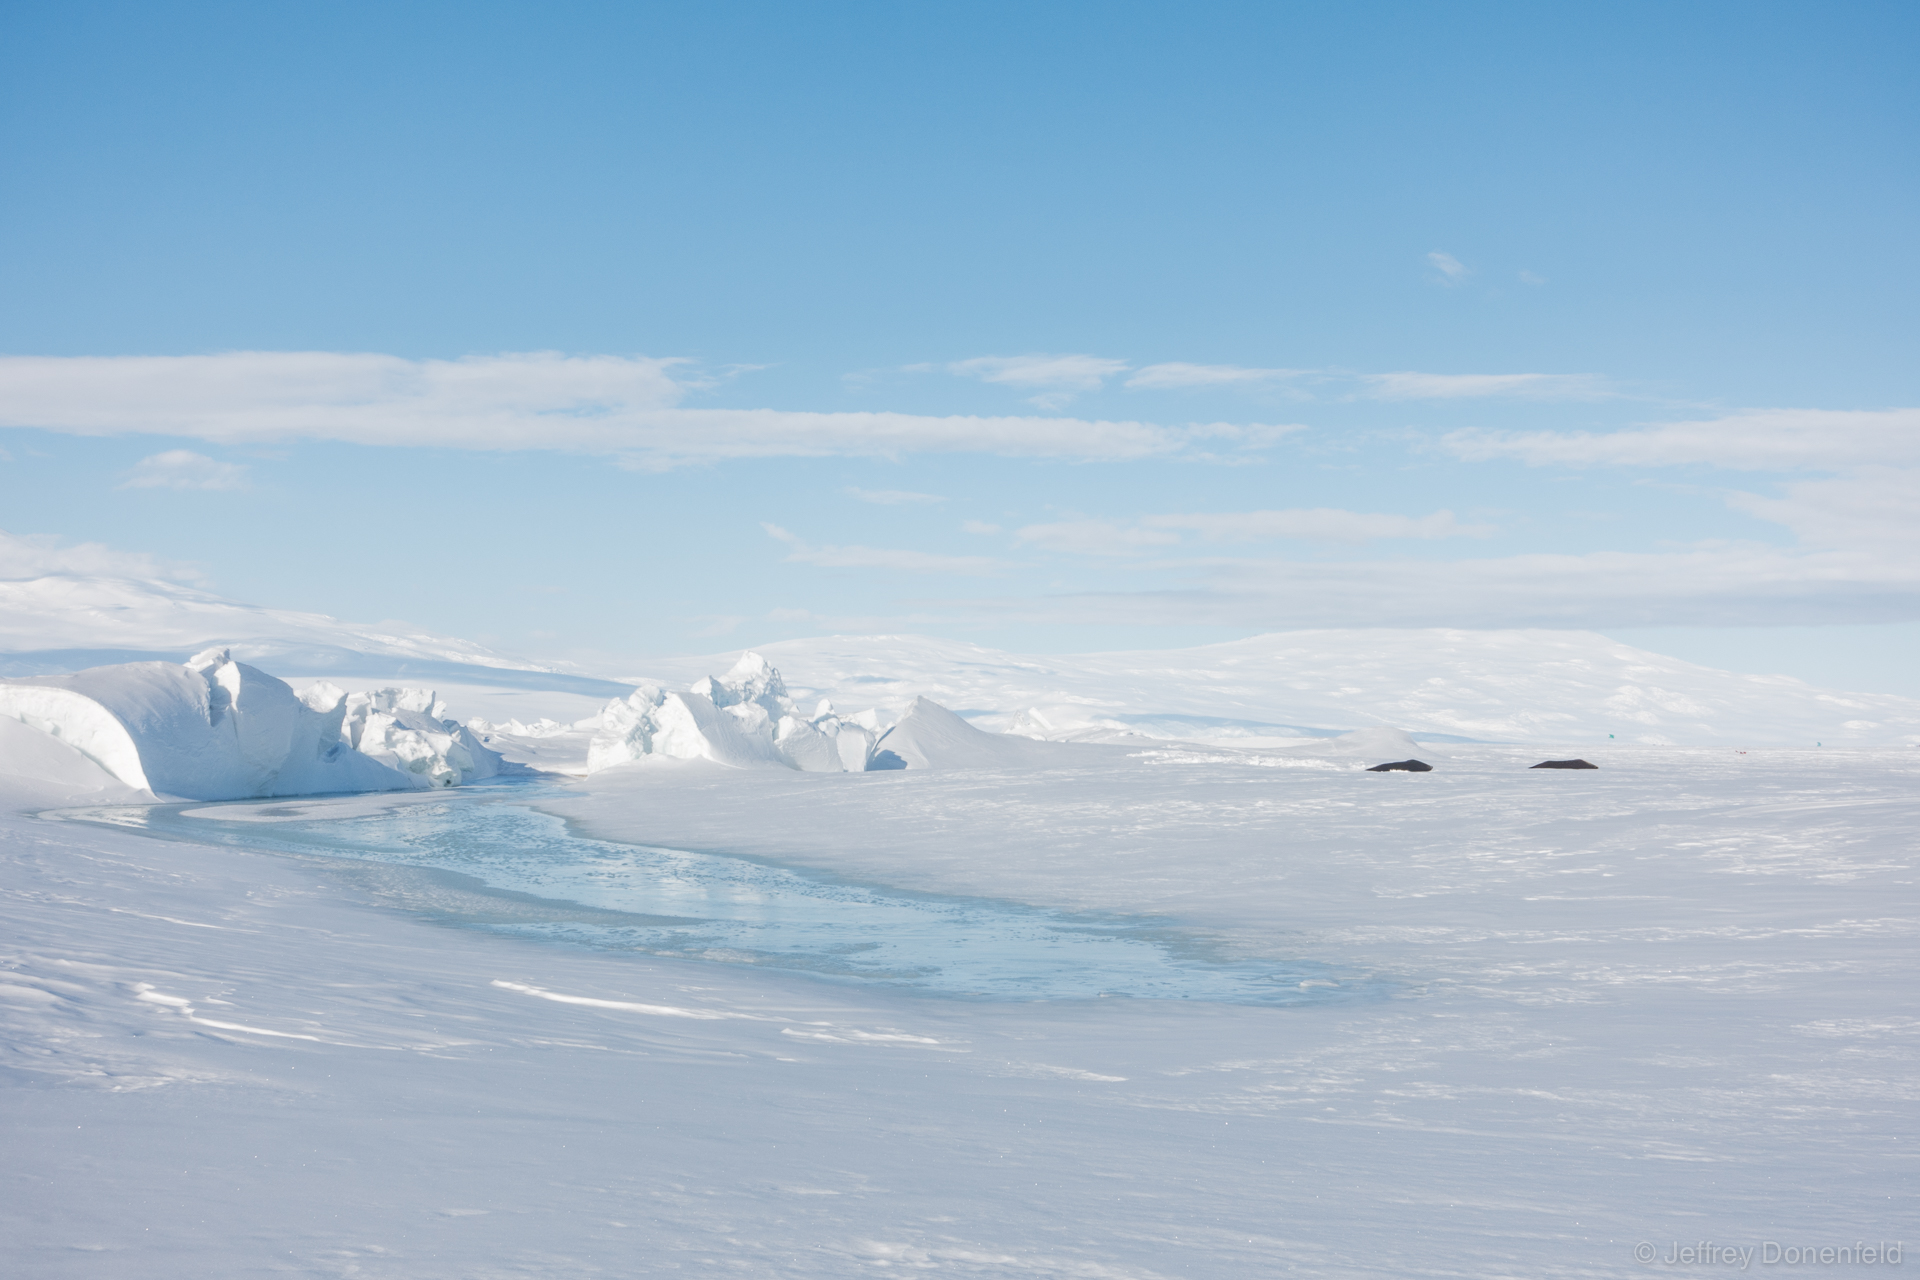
[0,529,201,581]
[1146,508,1496,543]
[1427,251,1470,284]
[1124,363,1299,390]
[1724,468,1920,550]
[844,487,946,505]
[1443,409,1920,581]
[0,352,1244,466]
[1445,407,1920,471]
[947,354,1130,405]
[118,449,252,491]
[1365,372,1604,400]
[1176,421,1310,451]
[957,543,1920,630]
[1014,520,1184,557]
[1014,507,1493,555]
[762,523,1001,576]
[961,520,1002,535]
[946,354,1129,391]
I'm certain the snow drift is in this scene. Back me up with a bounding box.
[873,696,1119,771]
[0,648,501,800]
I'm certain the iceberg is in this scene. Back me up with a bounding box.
[0,648,501,800]
[587,652,878,773]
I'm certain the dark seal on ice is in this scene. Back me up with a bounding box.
[1530,759,1598,769]
[1366,759,1432,772]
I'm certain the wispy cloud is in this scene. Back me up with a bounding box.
[0,528,202,581]
[844,487,946,506]
[1724,468,1920,550]
[945,354,1129,407]
[1443,407,1920,557]
[1147,508,1496,543]
[1124,363,1300,390]
[1444,407,1920,470]
[0,352,1250,467]
[117,449,252,491]
[1364,372,1604,401]
[955,544,1920,630]
[946,354,1128,391]
[763,523,1001,575]
[1014,507,1492,555]
[1014,520,1184,556]
[1427,251,1470,284]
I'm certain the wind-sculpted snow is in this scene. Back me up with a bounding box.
[873,695,1126,771]
[0,649,501,799]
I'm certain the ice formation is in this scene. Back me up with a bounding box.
[870,696,1105,771]
[335,685,502,790]
[0,648,500,800]
[588,652,880,773]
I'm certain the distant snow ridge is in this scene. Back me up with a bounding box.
[0,648,501,800]
[588,653,881,773]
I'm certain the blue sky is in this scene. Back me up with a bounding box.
[3,1,1917,691]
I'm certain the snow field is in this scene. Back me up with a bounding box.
[1,739,1914,1277]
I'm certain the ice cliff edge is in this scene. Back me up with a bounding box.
[0,648,501,800]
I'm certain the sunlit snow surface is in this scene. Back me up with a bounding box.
[5,727,1916,1280]
[73,786,1366,1005]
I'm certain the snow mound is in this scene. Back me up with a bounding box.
[588,653,879,774]
[0,649,502,800]
[873,697,1113,771]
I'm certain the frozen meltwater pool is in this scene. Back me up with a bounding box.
[71,787,1371,1007]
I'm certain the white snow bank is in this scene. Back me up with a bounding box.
[588,653,878,774]
[0,649,501,800]
[873,696,1119,771]
[0,714,146,809]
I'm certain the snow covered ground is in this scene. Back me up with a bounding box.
[3,575,1916,1276]
[2,711,1914,1277]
